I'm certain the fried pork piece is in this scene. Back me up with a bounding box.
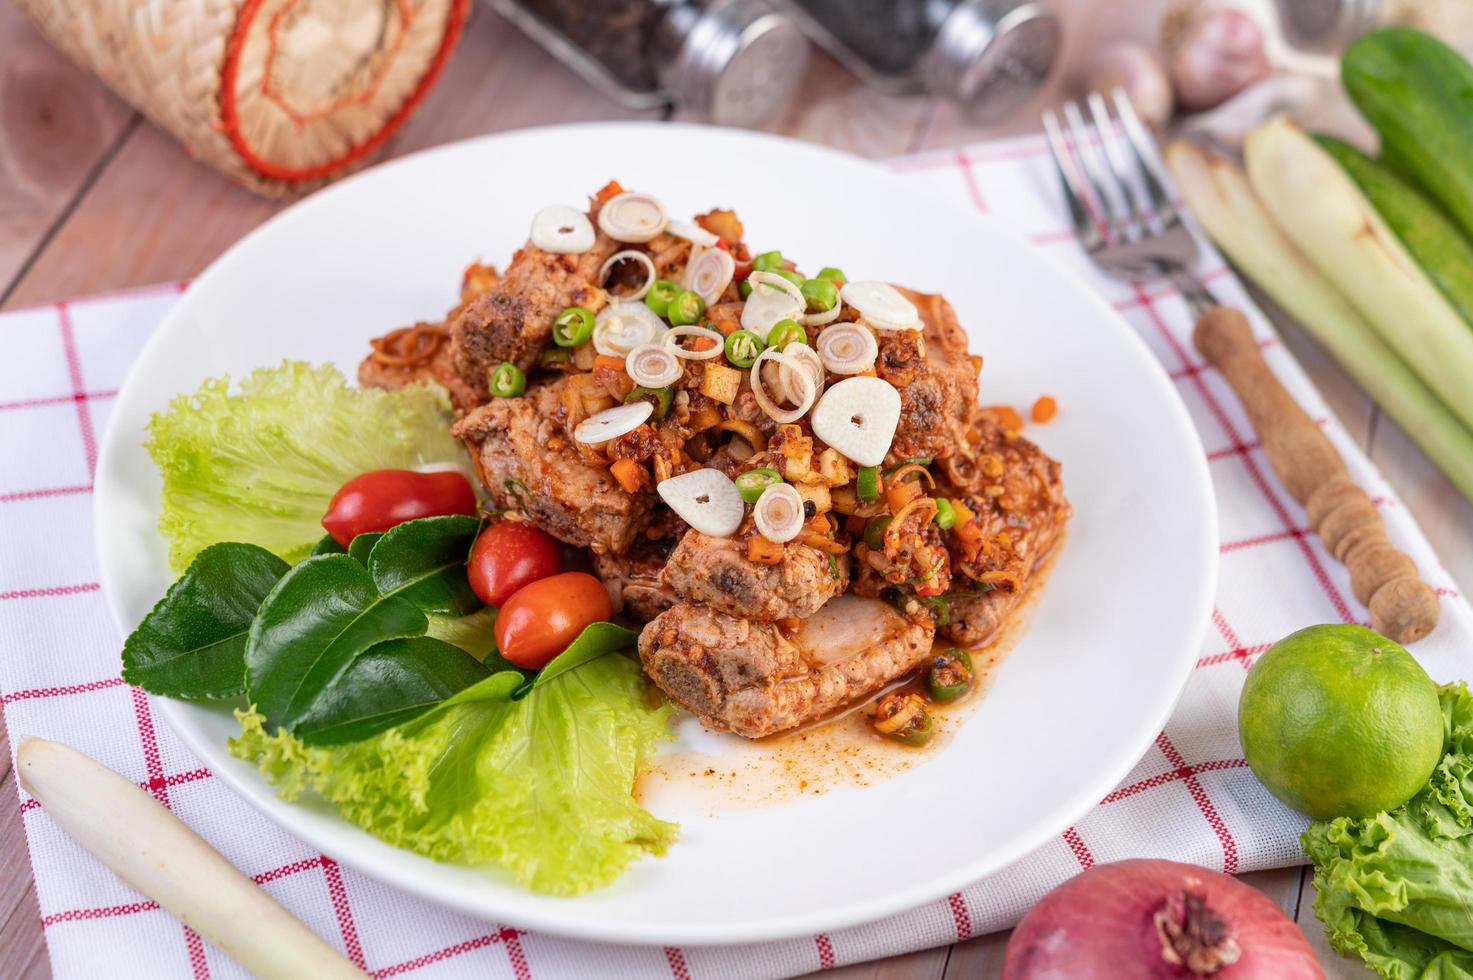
[661,531,848,622]
[358,321,483,410]
[453,379,653,554]
[878,288,980,464]
[592,543,678,622]
[938,413,1069,646]
[638,595,934,738]
[450,205,618,400]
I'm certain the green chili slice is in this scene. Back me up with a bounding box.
[645,280,681,318]
[667,289,706,326]
[625,385,673,420]
[489,362,526,397]
[751,250,785,272]
[766,319,806,351]
[863,515,893,551]
[552,307,594,347]
[856,466,881,501]
[817,266,848,285]
[934,497,957,530]
[927,649,974,702]
[801,277,839,312]
[724,329,765,368]
[539,348,572,368]
[735,467,783,503]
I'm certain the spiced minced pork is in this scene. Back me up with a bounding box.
[360,181,1069,738]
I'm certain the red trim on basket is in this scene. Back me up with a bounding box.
[814,933,836,969]
[320,856,367,969]
[55,302,97,481]
[664,947,692,980]
[2,676,124,704]
[1132,285,1357,623]
[218,0,470,183]
[1062,826,1094,868]
[947,892,974,941]
[1156,733,1240,873]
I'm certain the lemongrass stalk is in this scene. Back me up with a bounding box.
[1166,137,1473,501]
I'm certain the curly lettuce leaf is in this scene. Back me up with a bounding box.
[230,650,676,895]
[1305,683,1473,978]
[147,362,463,572]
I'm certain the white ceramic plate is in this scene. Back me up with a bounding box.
[94,123,1217,947]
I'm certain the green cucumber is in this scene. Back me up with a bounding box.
[1343,27,1473,241]
[1316,134,1473,329]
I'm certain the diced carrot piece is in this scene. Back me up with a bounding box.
[747,535,785,565]
[593,180,625,205]
[884,477,922,513]
[1031,395,1057,423]
[986,404,1025,431]
[610,458,644,494]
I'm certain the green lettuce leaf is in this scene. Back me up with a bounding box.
[1305,683,1473,978]
[230,647,676,895]
[147,362,463,572]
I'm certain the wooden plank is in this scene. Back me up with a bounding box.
[0,4,135,301]
[0,714,47,980]
[2,8,659,310]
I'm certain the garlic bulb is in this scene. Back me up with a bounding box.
[1083,42,1173,129]
[1162,5,1270,112]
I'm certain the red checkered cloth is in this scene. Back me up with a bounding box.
[4,135,1471,979]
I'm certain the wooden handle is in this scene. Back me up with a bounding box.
[18,738,367,980]
[1194,307,1439,643]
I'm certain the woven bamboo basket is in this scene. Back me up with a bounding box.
[15,0,470,197]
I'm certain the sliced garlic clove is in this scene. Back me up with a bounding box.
[753,483,805,543]
[531,205,596,254]
[666,219,721,248]
[810,376,902,467]
[741,271,806,338]
[657,468,744,537]
[598,192,668,243]
[684,247,736,306]
[840,281,921,330]
[573,400,653,445]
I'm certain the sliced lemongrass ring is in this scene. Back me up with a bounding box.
[598,191,667,243]
[779,342,826,406]
[598,250,657,300]
[662,325,725,360]
[754,483,805,543]
[593,301,667,357]
[666,219,721,249]
[626,343,683,388]
[800,299,844,327]
[684,247,736,306]
[816,322,878,374]
[657,468,744,537]
[751,347,816,424]
[530,205,595,254]
[574,400,653,445]
[741,271,806,338]
[840,281,921,330]
[810,376,902,467]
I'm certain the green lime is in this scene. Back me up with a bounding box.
[1238,624,1443,820]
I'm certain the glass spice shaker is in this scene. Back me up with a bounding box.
[1276,0,1473,52]
[777,0,1061,121]
[485,0,810,127]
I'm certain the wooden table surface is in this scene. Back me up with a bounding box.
[3,3,1470,978]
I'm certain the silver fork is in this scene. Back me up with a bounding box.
[1042,89,1219,318]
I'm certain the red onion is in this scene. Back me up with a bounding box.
[1002,860,1322,979]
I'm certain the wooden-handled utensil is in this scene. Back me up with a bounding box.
[1194,307,1440,643]
[17,738,367,980]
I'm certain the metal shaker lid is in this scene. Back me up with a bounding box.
[1276,0,1382,50]
[656,0,811,127]
[924,0,1060,122]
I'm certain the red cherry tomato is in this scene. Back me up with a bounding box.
[321,469,477,547]
[467,520,563,607]
[494,572,612,670]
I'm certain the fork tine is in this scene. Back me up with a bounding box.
[1062,98,1129,242]
[1111,87,1180,230]
[1087,91,1146,240]
[1042,108,1103,253]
